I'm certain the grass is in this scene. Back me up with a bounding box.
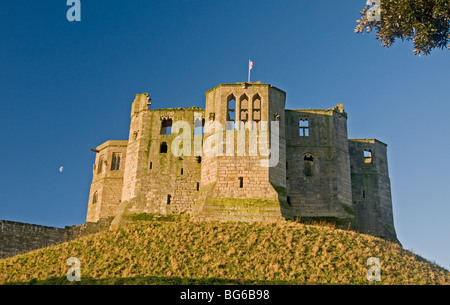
[0,218,449,285]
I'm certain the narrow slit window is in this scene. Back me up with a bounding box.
[111,153,121,171]
[364,149,372,164]
[167,195,172,205]
[196,182,200,191]
[304,154,314,177]
[287,196,291,206]
[160,142,168,153]
[97,156,104,174]
[149,162,153,169]
[160,118,173,135]
[181,168,184,175]
[299,118,309,137]
[239,177,244,188]
[196,156,202,163]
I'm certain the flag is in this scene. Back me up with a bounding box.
[249,60,253,70]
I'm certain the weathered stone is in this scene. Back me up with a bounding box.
[85,82,397,241]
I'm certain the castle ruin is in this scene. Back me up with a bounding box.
[87,82,397,240]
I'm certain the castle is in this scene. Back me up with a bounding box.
[87,82,397,241]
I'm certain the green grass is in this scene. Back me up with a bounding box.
[1,219,449,285]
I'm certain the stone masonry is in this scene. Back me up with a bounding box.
[85,82,398,241]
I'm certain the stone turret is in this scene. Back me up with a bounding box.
[193,82,292,221]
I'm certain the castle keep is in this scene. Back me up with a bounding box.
[87,82,397,240]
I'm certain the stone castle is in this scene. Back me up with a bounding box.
[86,82,397,240]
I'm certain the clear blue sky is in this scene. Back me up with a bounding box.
[1,1,449,270]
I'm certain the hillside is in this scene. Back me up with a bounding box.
[1,216,449,285]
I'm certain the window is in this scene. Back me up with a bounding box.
[299,118,309,137]
[304,154,314,177]
[196,156,202,163]
[181,168,184,175]
[287,196,291,206]
[160,142,168,153]
[364,149,372,164]
[111,153,121,171]
[240,94,249,123]
[97,156,104,174]
[227,95,236,130]
[196,182,200,191]
[239,177,244,188]
[252,94,261,129]
[167,194,172,205]
[363,190,366,199]
[160,118,173,135]
[194,118,205,135]
[92,191,98,204]
[149,162,153,169]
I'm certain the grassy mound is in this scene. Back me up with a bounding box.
[1,218,448,285]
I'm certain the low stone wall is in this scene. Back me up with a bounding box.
[0,218,113,259]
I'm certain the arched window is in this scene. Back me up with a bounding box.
[364,149,372,164]
[92,191,98,204]
[160,118,173,135]
[304,154,314,177]
[227,95,236,130]
[160,142,168,153]
[111,153,121,171]
[299,118,309,137]
[252,94,261,129]
[240,94,249,123]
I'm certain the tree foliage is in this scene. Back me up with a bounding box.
[355,0,450,55]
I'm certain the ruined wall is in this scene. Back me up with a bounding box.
[140,107,204,215]
[349,139,397,240]
[0,218,112,259]
[285,105,354,225]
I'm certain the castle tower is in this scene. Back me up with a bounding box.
[193,82,292,221]
[285,105,355,227]
[118,92,205,217]
[86,140,128,222]
[120,93,152,212]
[348,139,397,240]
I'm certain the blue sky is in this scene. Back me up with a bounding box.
[1,1,449,270]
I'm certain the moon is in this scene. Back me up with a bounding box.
[59,166,64,173]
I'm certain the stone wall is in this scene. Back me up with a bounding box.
[83,84,396,240]
[194,83,288,221]
[86,141,128,222]
[349,139,397,240]
[0,218,112,259]
[285,106,354,225]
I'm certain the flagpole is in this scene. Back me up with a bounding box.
[248,60,251,82]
